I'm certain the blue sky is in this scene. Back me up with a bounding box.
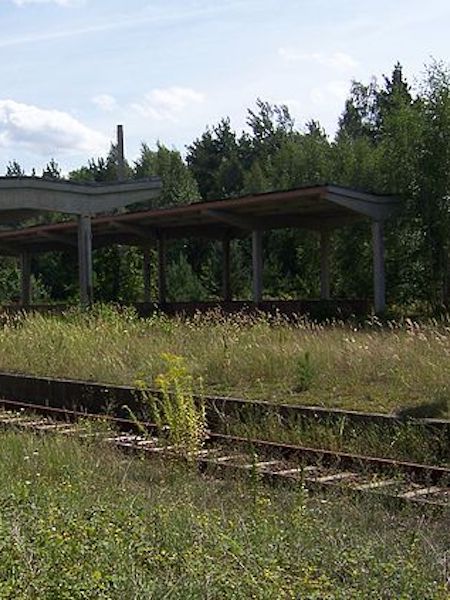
[1,0,449,173]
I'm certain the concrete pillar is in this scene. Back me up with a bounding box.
[143,247,152,302]
[20,251,31,308]
[320,230,331,300]
[157,234,167,304]
[372,220,386,313]
[77,214,93,307]
[222,237,232,302]
[252,230,263,303]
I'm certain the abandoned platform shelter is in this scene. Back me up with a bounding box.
[0,177,399,314]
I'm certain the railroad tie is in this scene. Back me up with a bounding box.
[353,479,399,491]
[399,486,444,499]
[311,472,357,484]
[241,460,282,471]
[274,467,306,477]
[206,454,247,464]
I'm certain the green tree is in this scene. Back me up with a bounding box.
[415,60,450,305]
[187,118,244,199]
[42,158,62,180]
[167,254,209,301]
[337,79,379,142]
[6,161,25,177]
[134,143,200,207]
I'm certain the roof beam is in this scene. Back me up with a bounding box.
[108,221,155,240]
[39,231,77,247]
[266,213,361,231]
[204,209,360,232]
[203,208,261,230]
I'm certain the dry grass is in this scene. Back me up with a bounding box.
[0,306,449,417]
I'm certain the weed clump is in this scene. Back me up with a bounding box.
[148,353,206,458]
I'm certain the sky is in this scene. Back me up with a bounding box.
[0,0,449,174]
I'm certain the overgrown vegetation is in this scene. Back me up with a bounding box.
[0,431,448,598]
[138,352,206,458]
[219,412,450,466]
[0,308,449,418]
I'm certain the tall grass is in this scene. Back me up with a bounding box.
[0,307,449,417]
[0,431,448,598]
[220,413,450,465]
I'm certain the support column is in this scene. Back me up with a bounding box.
[20,251,31,308]
[157,234,167,305]
[143,247,152,303]
[252,230,263,303]
[320,230,331,300]
[372,220,386,313]
[77,214,93,307]
[222,237,232,302]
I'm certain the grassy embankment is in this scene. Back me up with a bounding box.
[0,430,448,599]
[0,308,449,464]
[0,308,448,417]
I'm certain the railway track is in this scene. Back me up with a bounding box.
[0,400,449,511]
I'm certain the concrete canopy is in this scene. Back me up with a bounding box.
[0,176,162,223]
[0,184,399,253]
[0,183,399,313]
[0,175,162,307]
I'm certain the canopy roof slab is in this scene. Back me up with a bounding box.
[0,184,399,254]
[0,176,161,223]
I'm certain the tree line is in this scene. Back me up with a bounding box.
[2,59,450,312]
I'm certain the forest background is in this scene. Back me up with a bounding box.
[2,60,450,313]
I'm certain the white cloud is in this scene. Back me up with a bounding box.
[0,99,108,156]
[131,87,205,122]
[12,0,82,6]
[92,94,117,112]
[279,49,358,71]
[310,81,349,106]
